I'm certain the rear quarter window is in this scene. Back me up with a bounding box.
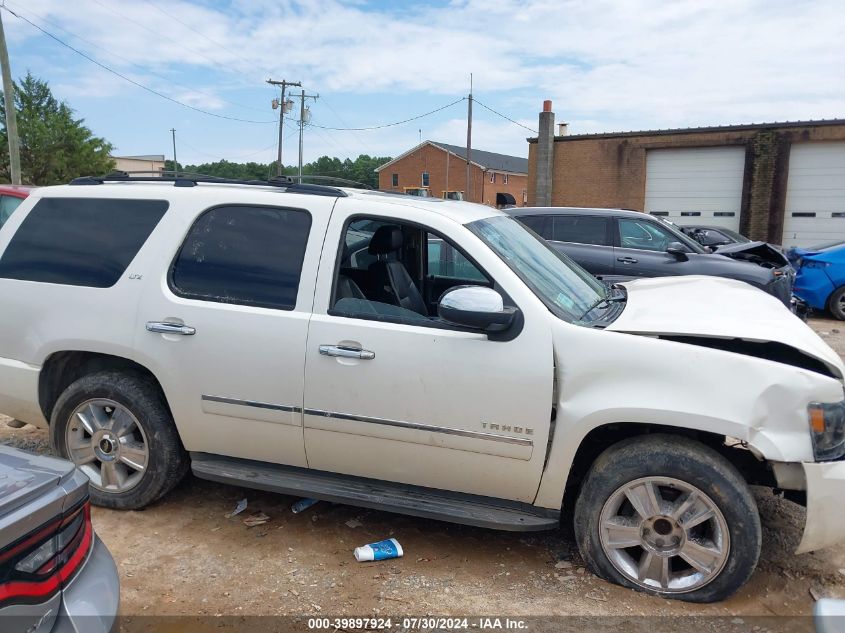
[170,205,311,311]
[0,197,168,287]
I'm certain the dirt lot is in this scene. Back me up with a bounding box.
[3,319,845,625]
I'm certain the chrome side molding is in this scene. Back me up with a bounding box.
[304,408,533,447]
[201,395,302,413]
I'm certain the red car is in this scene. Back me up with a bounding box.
[0,185,32,229]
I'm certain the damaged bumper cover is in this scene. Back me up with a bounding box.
[797,460,845,554]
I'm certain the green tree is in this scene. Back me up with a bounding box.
[172,153,391,188]
[0,73,114,185]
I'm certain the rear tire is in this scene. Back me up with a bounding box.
[50,371,188,509]
[573,434,761,603]
[828,286,845,320]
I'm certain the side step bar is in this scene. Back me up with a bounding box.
[190,453,559,532]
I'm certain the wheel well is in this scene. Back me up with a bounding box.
[39,351,168,423]
[560,423,776,516]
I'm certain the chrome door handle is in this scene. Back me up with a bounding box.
[146,321,196,336]
[319,345,375,360]
[617,257,638,264]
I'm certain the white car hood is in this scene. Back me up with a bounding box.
[607,276,844,378]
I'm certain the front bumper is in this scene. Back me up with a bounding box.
[52,536,119,633]
[797,460,845,554]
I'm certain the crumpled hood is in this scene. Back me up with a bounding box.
[607,275,844,378]
[713,240,791,268]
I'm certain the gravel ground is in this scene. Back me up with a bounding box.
[2,318,845,625]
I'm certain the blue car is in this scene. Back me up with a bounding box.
[788,240,845,319]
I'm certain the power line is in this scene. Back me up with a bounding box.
[473,98,538,134]
[141,0,275,79]
[177,138,279,163]
[1,5,276,125]
[309,97,466,131]
[5,0,267,114]
[88,0,245,77]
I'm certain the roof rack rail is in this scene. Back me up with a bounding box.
[69,171,349,197]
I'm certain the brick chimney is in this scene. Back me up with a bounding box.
[535,100,555,207]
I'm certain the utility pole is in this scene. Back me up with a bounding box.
[170,128,177,177]
[0,12,21,185]
[297,89,318,178]
[267,78,301,177]
[466,73,473,202]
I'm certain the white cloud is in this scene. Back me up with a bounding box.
[4,0,843,160]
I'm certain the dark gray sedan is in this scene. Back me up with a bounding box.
[0,446,119,633]
[508,207,795,307]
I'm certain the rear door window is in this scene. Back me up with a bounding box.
[552,215,610,245]
[0,197,167,287]
[170,205,311,310]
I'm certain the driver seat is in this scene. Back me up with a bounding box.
[367,226,428,315]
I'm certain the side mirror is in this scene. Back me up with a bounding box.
[667,242,689,261]
[438,286,518,332]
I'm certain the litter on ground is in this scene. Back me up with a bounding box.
[224,498,248,518]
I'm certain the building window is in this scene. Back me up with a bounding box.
[503,173,509,184]
[422,172,430,187]
[490,172,496,184]
[391,173,398,187]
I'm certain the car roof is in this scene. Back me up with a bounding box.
[31,181,502,225]
[505,206,650,219]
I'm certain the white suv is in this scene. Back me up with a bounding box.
[1,175,844,603]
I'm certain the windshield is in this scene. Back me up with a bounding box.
[717,227,750,243]
[468,215,607,322]
[649,216,707,253]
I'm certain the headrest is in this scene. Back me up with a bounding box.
[368,225,403,255]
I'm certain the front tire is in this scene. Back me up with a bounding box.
[573,434,761,603]
[50,371,188,509]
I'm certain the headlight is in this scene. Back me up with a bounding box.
[808,401,845,460]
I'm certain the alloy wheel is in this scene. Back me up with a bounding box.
[598,476,730,593]
[65,398,149,493]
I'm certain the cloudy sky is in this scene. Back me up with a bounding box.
[3,0,843,165]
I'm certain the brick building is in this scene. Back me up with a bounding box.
[376,141,529,207]
[527,104,845,247]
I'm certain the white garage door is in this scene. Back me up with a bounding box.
[783,142,845,249]
[645,146,746,232]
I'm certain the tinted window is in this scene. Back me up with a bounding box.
[552,215,609,245]
[171,205,311,310]
[427,236,487,281]
[0,198,167,287]
[0,195,24,229]
[517,215,553,239]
